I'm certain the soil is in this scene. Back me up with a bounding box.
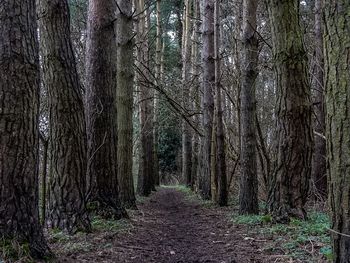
[52,188,299,262]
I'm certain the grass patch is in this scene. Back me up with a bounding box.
[48,231,89,255]
[234,214,272,225]
[91,216,129,232]
[0,238,33,263]
[48,216,130,257]
[49,228,71,243]
[232,211,332,262]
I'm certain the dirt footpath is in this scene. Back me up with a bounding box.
[58,188,268,263]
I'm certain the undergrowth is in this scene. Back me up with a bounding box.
[0,238,33,263]
[91,216,129,232]
[48,216,130,256]
[232,212,332,262]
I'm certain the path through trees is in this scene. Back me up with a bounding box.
[56,188,272,262]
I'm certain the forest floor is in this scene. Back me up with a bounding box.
[48,187,330,263]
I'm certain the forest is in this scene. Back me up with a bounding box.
[0,0,349,262]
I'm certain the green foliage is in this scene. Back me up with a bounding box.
[232,211,332,261]
[91,216,129,233]
[158,128,181,172]
[320,246,334,261]
[49,229,70,243]
[171,185,192,195]
[261,214,273,223]
[233,214,272,225]
[157,102,182,173]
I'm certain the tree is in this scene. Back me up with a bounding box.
[137,0,155,196]
[85,0,127,217]
[214,0,228,206]
[199,0,215,200]
[190,0,201,190]
[0,0,51,258]
[39,134,49,225]
[239,0,259,214]
[324,1,350,261]
[116,0,137,208]
[39,0,91,232]
[311,0,327,198]
[154,0,162,186]
[182,0,193,187]
[267,0,313,222]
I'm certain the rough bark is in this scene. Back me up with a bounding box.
[311,0,327,199]
[85,0,127,218]
[239,0,259,214]
[182,0,193,187]
[211,115,218,201]
[214,0,228,206]
[153,0,162,186]
[235,0,243,163]
[267,0,313,222]
[199,0,215,200]
[0,0,52,258]
[191,0,201,191]
[324,1,350,262]
[40,137,49,225]
[137,0,154,196]
[38,0,91,233]
[174,1,184,52]
[146,6,156,192]
[116,0,137,209]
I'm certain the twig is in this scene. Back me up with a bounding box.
[328,228,350,238]
[117,244,154,252]
[247,20,272,49]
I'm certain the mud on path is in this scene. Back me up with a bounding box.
[57,188,268,263]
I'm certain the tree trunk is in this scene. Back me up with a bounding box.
[146,5,156,192]
[267,0,313,222]
[324,1,350,261]
[214,0,228,206]
[199,0,215,200]
[235,0,243,169]
[85,0,127,218]
[137,0,154,196]
[116,0,137,209]
[174,1,184,52]
[311,0,327,199]
[182,0,193,187]
[40,137,49,225]
[0,0,52,258]
[211,116,218,201]
[239,0,259,214]
[38,0,91,233]
[191,0,201,191]
[154,0,162,186]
